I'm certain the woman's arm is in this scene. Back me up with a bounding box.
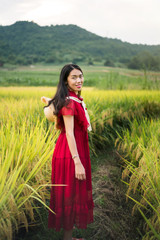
[63,115,86,180]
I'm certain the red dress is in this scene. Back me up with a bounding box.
[48,90,94,231]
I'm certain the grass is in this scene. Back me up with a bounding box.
[115,117,160,240]
[1,85,160,239]
[0,118,58,240]
[0,64,160,89]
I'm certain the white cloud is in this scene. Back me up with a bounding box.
[0,0,160,44]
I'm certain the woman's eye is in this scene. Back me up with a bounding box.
[72,75,83,80]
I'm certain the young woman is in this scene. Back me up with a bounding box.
[48,64,94,240]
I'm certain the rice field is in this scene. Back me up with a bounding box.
[116,117,160,240]
[1,83,160,239]
[1,65,160,90]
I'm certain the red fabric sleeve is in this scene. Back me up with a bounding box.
[61,100,74,116]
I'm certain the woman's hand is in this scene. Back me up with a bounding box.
[75,161,86,180]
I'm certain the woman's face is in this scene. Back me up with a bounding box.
[67,68,84,94]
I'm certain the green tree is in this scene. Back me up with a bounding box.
[104,59,115,67]
[128,51,160,71]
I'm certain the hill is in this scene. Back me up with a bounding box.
[0,21,160,66]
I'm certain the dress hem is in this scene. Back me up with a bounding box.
[48,219,94,232]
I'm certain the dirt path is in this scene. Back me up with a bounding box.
[85,149,141,240]
[14,149,142,240]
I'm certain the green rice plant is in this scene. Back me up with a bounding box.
[0,118,58,240]
[1,87,160,239]
[116,118,160,239]
[1,65,160,89]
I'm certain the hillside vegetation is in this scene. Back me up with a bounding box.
[0,21,160,70]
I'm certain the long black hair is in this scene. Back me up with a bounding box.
[46,63,83,115]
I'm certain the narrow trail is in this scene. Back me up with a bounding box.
[14,149,142,240]
[86,149,141,240]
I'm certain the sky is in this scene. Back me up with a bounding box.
[0,0,160,45]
